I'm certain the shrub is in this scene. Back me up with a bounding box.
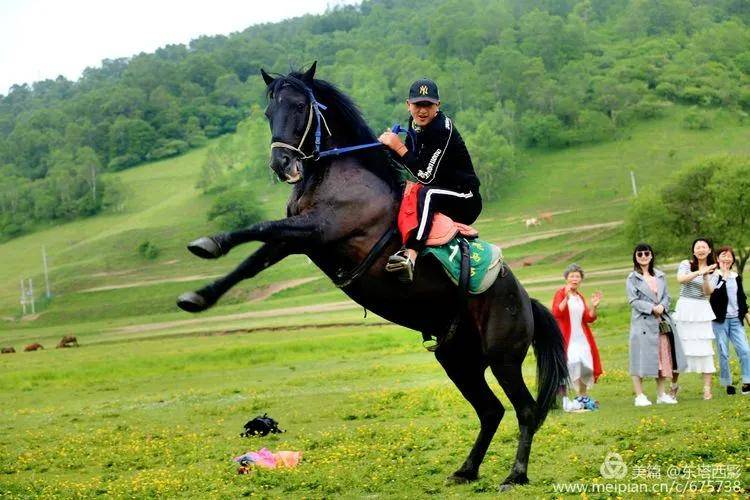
[137,240,160,260]
[107,154,140,171]
[207,187,264,230]
[682,108,714,130]
[655,82,678,100]
[148,140,189,161]
[633,98,672,119]
[518,112,566,148]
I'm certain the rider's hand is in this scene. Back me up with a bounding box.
[378,131,407,157]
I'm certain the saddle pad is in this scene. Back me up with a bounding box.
[422,238,504,294]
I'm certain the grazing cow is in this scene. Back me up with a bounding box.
[1,346,15,354]
[524,217,540,228]
[24,343,44,352]
[539,212,553,223]
[56,335,79,348]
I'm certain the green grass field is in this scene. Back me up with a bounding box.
[1,309,749,497]
[1,106,750,497]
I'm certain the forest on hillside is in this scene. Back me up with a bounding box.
[1,0,749,239]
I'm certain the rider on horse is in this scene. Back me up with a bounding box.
[378,78,482,283]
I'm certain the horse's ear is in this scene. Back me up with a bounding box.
[302,61,317,83]
[261,68,275,86]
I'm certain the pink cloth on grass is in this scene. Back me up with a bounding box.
[233,448,302,469]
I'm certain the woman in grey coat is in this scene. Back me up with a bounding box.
[627,243,686,406]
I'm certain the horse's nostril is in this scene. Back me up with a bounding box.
[281,156,291,168]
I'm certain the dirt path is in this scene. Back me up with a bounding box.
[247,277,320,302]
[80,274,223,293]
[497,221,623,248]
[111,301,359,334]
[99,319,391,346]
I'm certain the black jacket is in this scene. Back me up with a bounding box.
[709,273,749,323]
[401,112,480,193]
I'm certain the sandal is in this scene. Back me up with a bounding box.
[703,386,712,400]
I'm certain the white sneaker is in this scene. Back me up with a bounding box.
[563,396,584,412]
[656,393,678,404]
[634,394,652,407]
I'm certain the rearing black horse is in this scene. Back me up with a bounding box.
[177,63,567,490]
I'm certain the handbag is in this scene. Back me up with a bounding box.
[658,318,673,335]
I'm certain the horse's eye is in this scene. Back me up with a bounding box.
[296,102,305,112]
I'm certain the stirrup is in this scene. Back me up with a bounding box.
[385,249,414,283]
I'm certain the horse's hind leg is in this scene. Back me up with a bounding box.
[489,361,538,490]
[435,335,504,483]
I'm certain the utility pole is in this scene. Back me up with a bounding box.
[28,278,35,314]
[630,171,638,197]
[20,278,27,316]
[42,246,51,298]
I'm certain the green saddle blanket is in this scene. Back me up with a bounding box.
[422,237,504,294]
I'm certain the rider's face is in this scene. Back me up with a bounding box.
[407,101,440,127]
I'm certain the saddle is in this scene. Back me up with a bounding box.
[397,181,503,295]
[397,181,478,246]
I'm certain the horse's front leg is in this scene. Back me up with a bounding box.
[188,215,323,259]
[177,241,293,313]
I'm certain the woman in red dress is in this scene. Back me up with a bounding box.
[552,264,603,410]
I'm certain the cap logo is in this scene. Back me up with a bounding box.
[419,85,429,96]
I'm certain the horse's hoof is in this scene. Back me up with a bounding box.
[446,470,478,484]
[499,472,528,492]
[176,291,211,313]
[187,236,223,259]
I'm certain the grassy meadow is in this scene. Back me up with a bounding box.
[1,106,750,497]
[1,309,749,497]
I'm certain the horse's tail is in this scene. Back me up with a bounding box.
[530,298,568,425]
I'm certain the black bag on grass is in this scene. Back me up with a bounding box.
[241,413,284,437]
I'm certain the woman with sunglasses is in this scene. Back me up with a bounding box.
[673,238,719,400]
[626,243,686,406]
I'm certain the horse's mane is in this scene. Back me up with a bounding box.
[266,72,400,192]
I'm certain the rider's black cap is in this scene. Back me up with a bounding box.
[407,79,440,104]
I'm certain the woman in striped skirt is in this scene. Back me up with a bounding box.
[673,238,719,400]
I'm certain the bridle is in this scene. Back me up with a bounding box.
[269,85,331,161]
[269,81,395,163]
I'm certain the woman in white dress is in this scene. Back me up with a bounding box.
[552,264,603,410]
[673,238,719,400]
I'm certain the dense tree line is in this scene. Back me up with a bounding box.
[625,155,750,276]
[2,0,750,238]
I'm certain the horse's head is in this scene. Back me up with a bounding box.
[261,62,319,184]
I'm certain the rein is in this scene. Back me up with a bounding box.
[332,226,398,288]
[270,81,403,161]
